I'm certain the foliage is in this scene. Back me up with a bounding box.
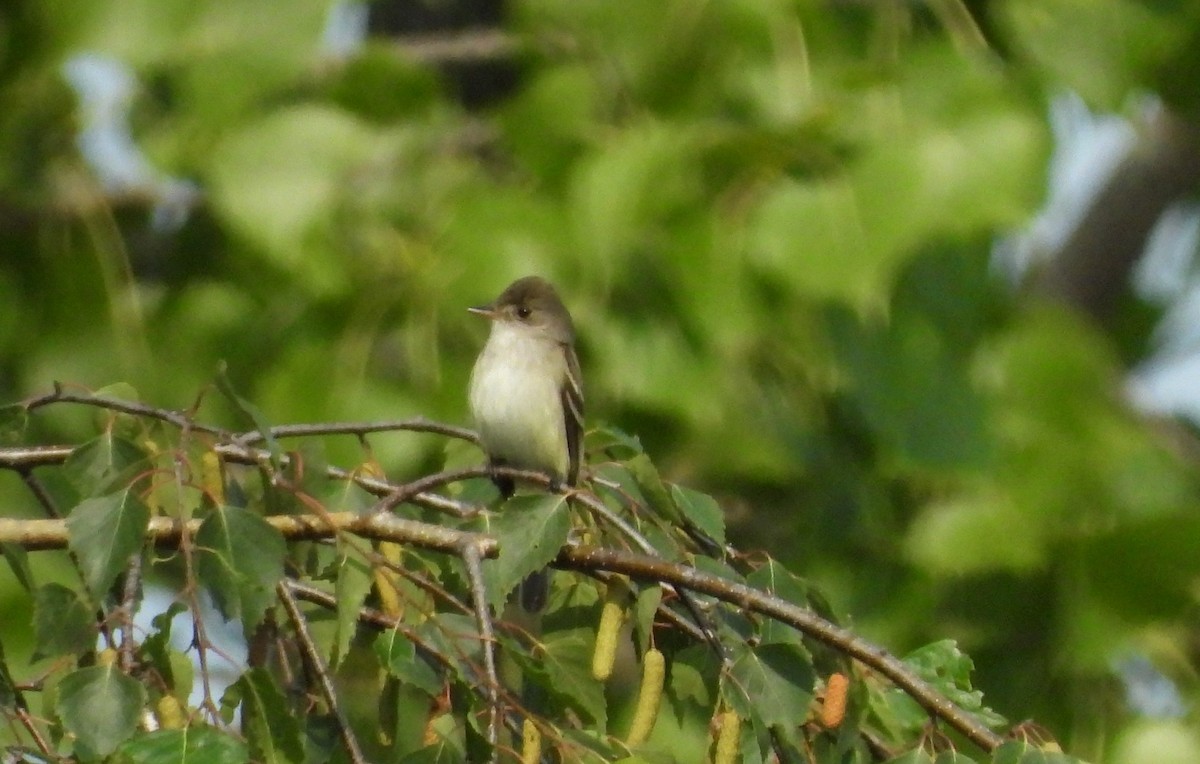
[1,0,1199,762]
[0,391,1078,763]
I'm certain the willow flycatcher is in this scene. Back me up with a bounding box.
[468,275,583,610]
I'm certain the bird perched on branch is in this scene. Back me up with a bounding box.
[468,275,583,610]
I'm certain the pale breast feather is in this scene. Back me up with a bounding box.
[469,323,570,478]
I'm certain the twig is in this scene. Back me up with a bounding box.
[372,466,492,515]
[8,700,53,759]
[568,487,728,665]
[116,553,142,673]
[0,442,479,519]
[459,539,501,762]
[393,29,520,65]
[277,581,367,764]
[236,418,479,446]
[21,387,233,438]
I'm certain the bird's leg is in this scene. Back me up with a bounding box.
[488,458,516,500]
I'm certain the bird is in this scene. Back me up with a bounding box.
[468,276,583,610]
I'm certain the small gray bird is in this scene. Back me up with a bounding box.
[468,276,583,609]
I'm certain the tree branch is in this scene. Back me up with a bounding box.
[557,545,1006,752]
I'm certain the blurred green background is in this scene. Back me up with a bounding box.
[2,1,1199,760]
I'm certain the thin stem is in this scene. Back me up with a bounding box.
[277,582,367,764]
[459,540,501,762]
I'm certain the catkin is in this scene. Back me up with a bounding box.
[713,710,741,764]
[520,719,542,764]
[591,593,624,681]
[819,672,849,729]
[624,648,665,746]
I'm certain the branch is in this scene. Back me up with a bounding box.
[235,418,479,446]
[21,387,232,438]
[0,511,499,558]
[277,582,367,764]
[0,443,479,519]
[557,545,1007,752]
[1,393,1008,754]
[459,540,501,761]
[392,29,521,65]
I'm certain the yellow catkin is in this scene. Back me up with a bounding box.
[97,648,118,667]
[713,710,741,764]
[591,592,624,681]
[200,451,224,504]
[374,541,405,618]
[520,719,542,764]
[819,672,850,729]
[624,648,665,747]
[155,695,186,729]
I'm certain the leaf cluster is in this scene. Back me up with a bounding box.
[0,388,1086,763]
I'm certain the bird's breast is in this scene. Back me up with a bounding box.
[468,327,569,478]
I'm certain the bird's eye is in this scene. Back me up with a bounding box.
[516,306,532,319]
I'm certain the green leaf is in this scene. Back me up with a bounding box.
[626,453,684,525]
[413,613,480,680]
[989,739,1087,763]
[827,309,991,471]
[196,505,285,628]
[141,602,191,696]
[1083,515,1200,621]
[57,664,147,757]
[670,484,725,546]
[905,492,1046,575]
[114,727,249,764]
[215,365,282,467]
[569,120,700,265]
[942,752,982,764]
[0,403,28,443]
[0,640,18,709]
[746,561,814,647]
[66,488,150,598]
[398,717,467,764]
[232,668,304,764]
[481,494,572,610]
[0,541,34,591]
[632,585,662,656]
[749,177,876,303]
[32,583,96,660]
[208,105,386,295]
[883,752,935,764]
[333,539,372,667]
[90,384,145,438]
[516,627,607,726]
[375,629,442,697]
[1002,0,1188,109]
[902,640,1005,727]
[669,645,718,708]
[63,433,147,497]
[585,425,645,461]
[725,642,815,730]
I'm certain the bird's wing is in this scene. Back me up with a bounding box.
[561,343,584,486]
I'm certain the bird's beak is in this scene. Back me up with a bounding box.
[468,305,497,319]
